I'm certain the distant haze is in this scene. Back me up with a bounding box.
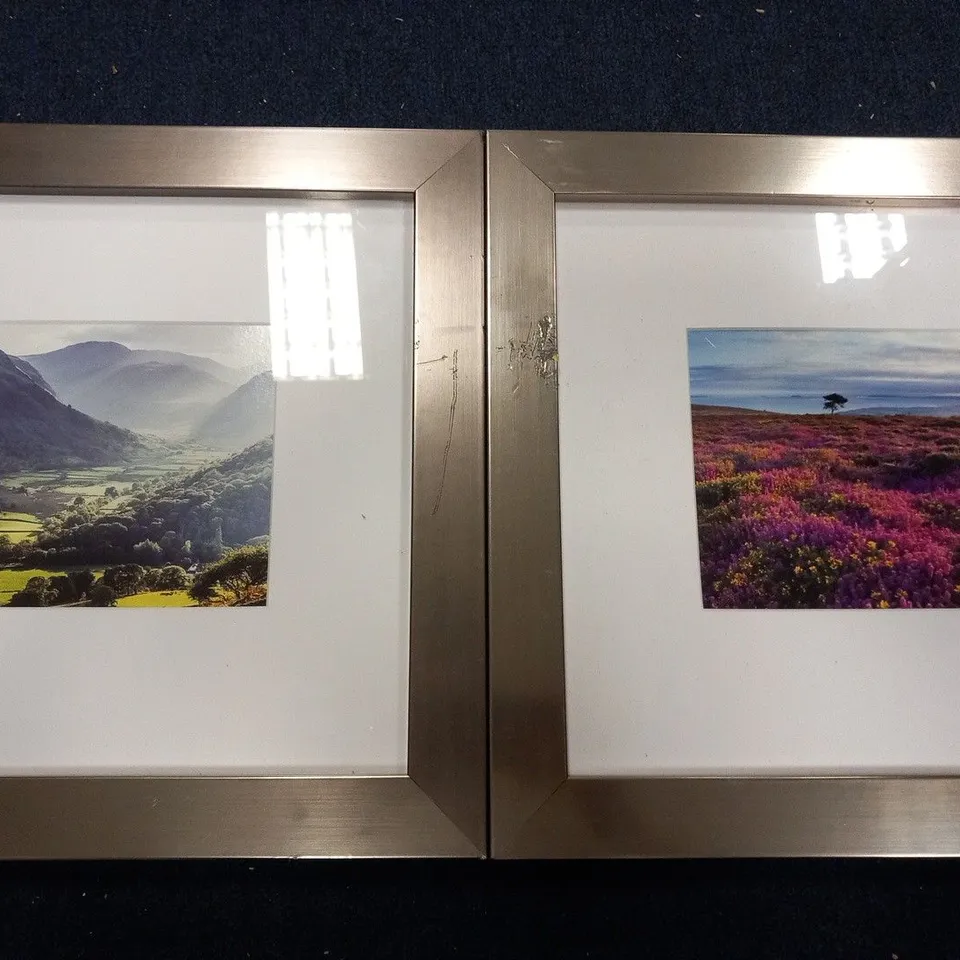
[0,322,270,369]
[688,328,960,415]
[0,323,274,443]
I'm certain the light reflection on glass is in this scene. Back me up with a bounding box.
[815,211,908,284]
[266,210,363,380]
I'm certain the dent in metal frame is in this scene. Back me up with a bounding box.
[507,314,558,394]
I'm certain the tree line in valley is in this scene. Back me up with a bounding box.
[6,545,269,607]
[0,439,273,608]
[0,439,272,571]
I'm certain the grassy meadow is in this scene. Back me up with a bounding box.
[0,512,42,543]
[115,590,197,608]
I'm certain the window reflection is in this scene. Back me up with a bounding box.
[266,210,364,380]
[815,211,907,284]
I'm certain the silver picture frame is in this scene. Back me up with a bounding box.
[0,125,486,858]
[487,131,960,858]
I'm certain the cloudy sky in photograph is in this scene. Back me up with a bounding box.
[0,322,271,369]
[688,328,960,414]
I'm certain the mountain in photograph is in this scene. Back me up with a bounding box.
[192,371,276,450]
[0,348,142,472]
[26,340,243,387]
[68,360,234,437]
[24,341,255,438]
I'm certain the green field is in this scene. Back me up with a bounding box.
[1,446,228,517]
[116,590,197,608]
[0,570,195,607]
[0,512,42,543]
[0,566,107,602]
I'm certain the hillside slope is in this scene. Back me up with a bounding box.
[0,349,142,472]
[28,438,274,567]
[192,371,275,450]
[9,356,55,395]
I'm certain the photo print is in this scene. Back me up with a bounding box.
[0,322,275,608]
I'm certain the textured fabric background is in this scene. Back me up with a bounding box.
[2,1,960,956]
[3,0,959,134]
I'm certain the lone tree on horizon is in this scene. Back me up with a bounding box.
[823,392,848,414]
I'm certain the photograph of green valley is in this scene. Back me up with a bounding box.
[0,323,275,608]
[689,328,960,610]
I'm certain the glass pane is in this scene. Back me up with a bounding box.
[0,195,412,774]
[557,202,960,776]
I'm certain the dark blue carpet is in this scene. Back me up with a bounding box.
[1,0,959,135]
[1,1,959,956]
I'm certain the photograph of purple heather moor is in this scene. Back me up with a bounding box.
[688,328,960,609]
[0,322,275,608]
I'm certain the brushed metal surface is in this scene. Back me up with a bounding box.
[408,136,487,852]
[487,136,568,855]
[0,125,475,194]
[487,130,960,859]
[499,131,960,202]
[0,126,486,859]
[0,777,476,859]
[510,777,960,858]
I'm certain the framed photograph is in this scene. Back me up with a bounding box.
[0,125,485,858]
[488,132,960,857]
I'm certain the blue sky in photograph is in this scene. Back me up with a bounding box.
[687,328,960,414]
